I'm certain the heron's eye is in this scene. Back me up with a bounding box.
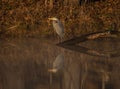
[55,21,58,23]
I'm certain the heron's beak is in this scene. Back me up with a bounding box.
[48,18,53,20]
[48,18,56,21]
[48,69,57,73]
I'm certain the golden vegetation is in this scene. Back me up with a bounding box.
[0,0,120,37]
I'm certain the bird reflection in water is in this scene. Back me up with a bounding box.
[48,53,64,87]
[48,53,64,73]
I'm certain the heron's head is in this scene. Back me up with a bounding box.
[48,17,59,21]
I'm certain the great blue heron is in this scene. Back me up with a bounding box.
[48,17,64,38]
[48,54,64,73]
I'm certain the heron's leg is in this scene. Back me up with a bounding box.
[59,37,62,43]
[56,36,61,43]
[49,62,53,89]
[81,62,88,89]
[59,36,63,43]
[49,73,53,87]
[52,31,55,39]
[102,77,105,89]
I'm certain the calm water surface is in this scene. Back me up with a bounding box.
[0,38,120,89]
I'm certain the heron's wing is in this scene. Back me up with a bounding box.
[53,54,64,70]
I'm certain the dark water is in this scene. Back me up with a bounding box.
[0,37,120,89]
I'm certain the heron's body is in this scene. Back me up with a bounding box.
[52,20,64,38]
[48,17,64,38]
[53,54,64,70]
[48,54,64,73]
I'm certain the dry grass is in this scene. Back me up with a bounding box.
[0,0,120,38]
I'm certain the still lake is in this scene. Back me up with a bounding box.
[0,37,120,89]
